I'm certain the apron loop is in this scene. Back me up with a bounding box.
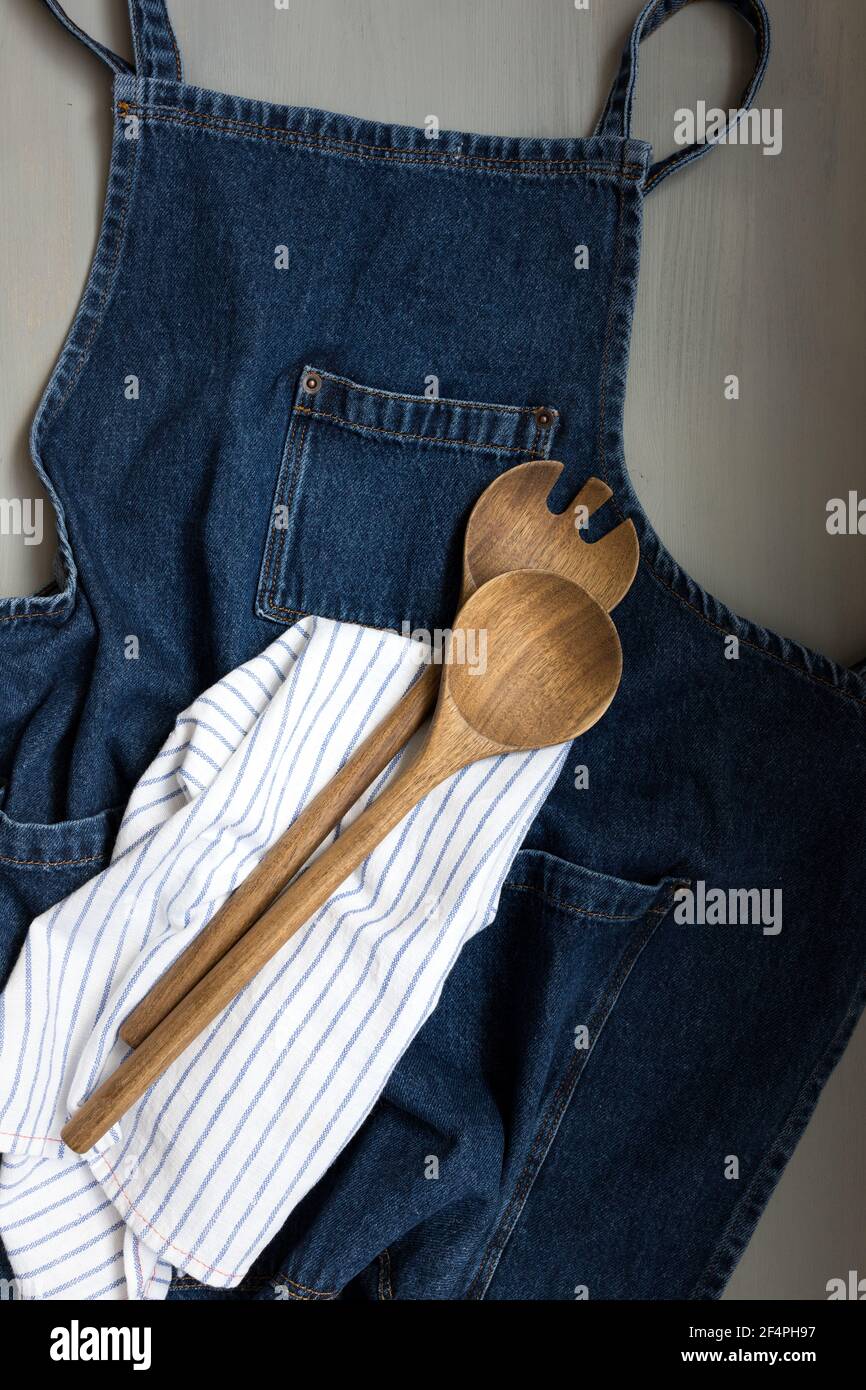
[595,0,771,194]
[40,0,183,83]
[129,0,184,83]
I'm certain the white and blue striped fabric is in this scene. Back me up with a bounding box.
[0,617,567,1299]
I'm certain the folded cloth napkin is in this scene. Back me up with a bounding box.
[0,617,567,1298]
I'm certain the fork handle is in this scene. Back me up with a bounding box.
[119,663,441,1048]
[62,715,458,1156]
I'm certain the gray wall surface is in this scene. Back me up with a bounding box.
[1,0,864,1300]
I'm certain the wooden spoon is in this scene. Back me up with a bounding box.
[62,570,623,1154]
[119,462,637,1048]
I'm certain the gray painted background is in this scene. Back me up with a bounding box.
[1,0,864,1300]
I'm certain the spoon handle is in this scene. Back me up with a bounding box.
[119,664,442,1048]
[61,727,454,1155]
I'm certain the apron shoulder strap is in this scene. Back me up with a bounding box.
[40,0,183,83]
[595,0,771,194]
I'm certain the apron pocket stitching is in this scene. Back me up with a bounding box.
[503,878,688,922]
[465,909,667,1300]
[293,404,547,455]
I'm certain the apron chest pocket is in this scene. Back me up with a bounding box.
[256,367,560,633]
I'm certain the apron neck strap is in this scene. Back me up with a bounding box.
[40,0,183,83]
[595,0,770,194]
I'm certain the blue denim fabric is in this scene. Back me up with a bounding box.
[3,0,864,1300]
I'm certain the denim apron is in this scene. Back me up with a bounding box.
[2,0,863,1300]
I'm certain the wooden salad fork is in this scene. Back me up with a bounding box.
[63,568,626,1154]
[119,461,638,1048]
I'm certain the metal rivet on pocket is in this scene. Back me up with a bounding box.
[534,406,556,429]
[304,371,323,395]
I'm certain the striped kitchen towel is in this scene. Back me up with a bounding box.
[0,616,567,1298]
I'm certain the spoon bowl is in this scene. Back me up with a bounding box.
[444,570,622,753]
